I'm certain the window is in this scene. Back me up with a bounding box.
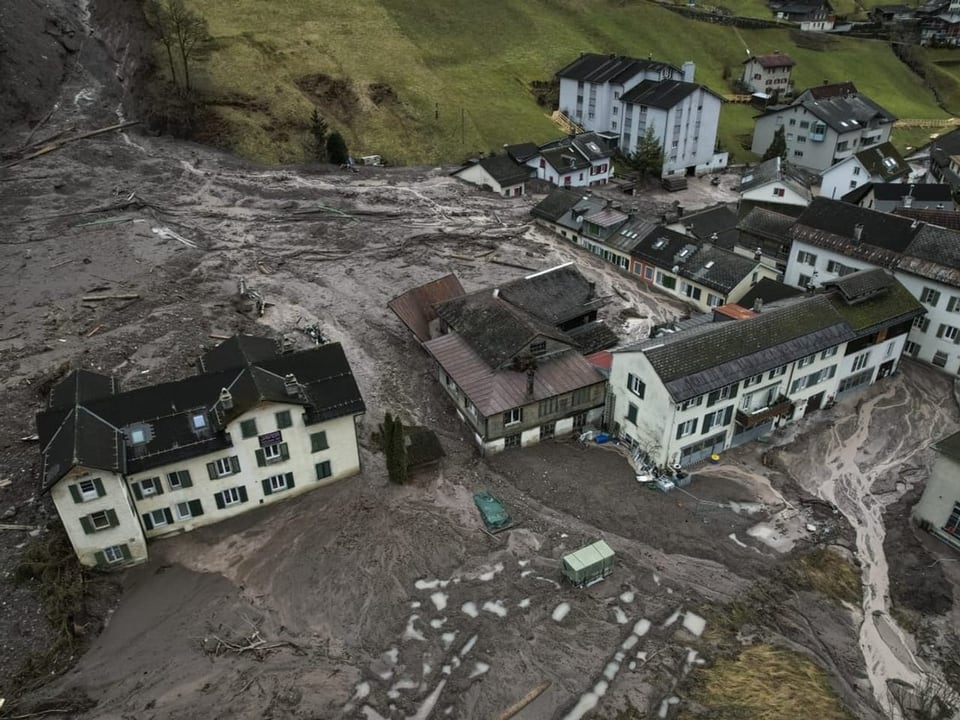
[852,166,860,176]
[821,346,838,359]
[948,296,960,313]
[798,273,812,288]
[240,419,258,438]
[707,294,722,308]
[702,406,733,433]
[744,374,763,388]
[921,287,942,306]
[798,354,815,368]
[102,545,126,564]
[504,408,522,426]
[504,434,521,449]
[852,352,871,372]
[207,456,240,479]
[572,386,594,405]
[91,510,112,530]
[626,403,638,424]
[773,187,785,197]
[217,486,247,508]
[167,470,192,490]
[914,316,930,333]
[797,250,817,266]
[129,428,146,445]
[904,341,920,357]
[263,443,283,462]
[79,509,117,534]
[676,418,698,439]
[310,431,329,452]
[680,396,703,411]
[264,473,295,495]
[937,324,960,342]
[530,341,547,356]
[645,266,654,281]
[148,509,169,528]
[849,181,858,190]
[136,477,163,498]
[800,121,809,129]
[933,351,948,368]
[793,150,804,158]
[275,410,292,429]
[944,502,960,536]
[798,136,806,144]
[769,365,787,379]
[827,260,856,276]
[174,500,204,521]
[628,373,645,399]
[70,478,104,503]
[707,383,738,407]
[789,118,796,126]
[316,461,333,480]
[191,413,207,430]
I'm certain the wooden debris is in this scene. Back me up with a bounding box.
[489,258,538,272]
[4,121,142,168]
[85,325,103,338]
[21,435,39,442]
[495,681,551,720]
[81,294,140,302]
[0,524,35,532]
[48,259,74,269]
[209,334,230,340]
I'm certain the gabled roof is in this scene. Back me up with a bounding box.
[504,142,541,163]
[606,217,657,253]
[453,155,531,187]
[798,93,897,133]
[676,204,741,250]
[631,226,699,267]
[540,146,591,173]
[199,335,279,373]
[854,142,910,181]
[49,369,118,410]
[893,207,960,230]
[496,263,608,327]
[798,82,858,100]
[737,206,796,241]
[621,79,714,109]
[899,223,960,287]
[388,274,467,342]
[825,270,924,333]
[934,431,960,462]
[740,157,815,200]
[873,183,954,202]
[682,245,760,294]
[530,188,584,222]
[539,132,616,162]
[737,278,803,308]
[556,53,681,85]
[38,338,366,489]
[745,53,796,68]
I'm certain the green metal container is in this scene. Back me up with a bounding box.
[561,540,615,587]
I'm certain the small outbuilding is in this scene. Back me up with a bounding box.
[561,539,615,587]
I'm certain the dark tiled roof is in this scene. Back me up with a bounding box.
[38,339,365,489]
[841,183,875,205]
[496,263,608,327]
[631,226,699,267]
[826,271,924,333]
[565,321,619,354]
[682,245,758,294]
[621,79,702,109]
[678,204,740,250]
[476,155,532,186]
[934,431,960,462]
[798,81,858,100]
[893,207,960,230]
[556,53,680,85]
[740,157,815,195]
[737,206,796,240]
[606,218,657,253]
[855,142,910,181]
[49,370,118,410]
[530,188,584,222]
[199,335,280,373]
[388,274,466,342]
[505,143,540,163]
[800,94,897,133]
[873,183,953,202]
[737,278,803,307]
[822,267,895,304]
[747,53,796,68]
[540,146,591,173]
[900,224,960,287]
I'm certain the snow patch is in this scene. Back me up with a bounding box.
[621,635,639,652]
[603,661,621,681]
[482,600,508,617]
[478,563,504,581]
[469,662,490,679]
[410,601,422,609]
[403,615,426,641]
[518,598,531,609]
[620,591,635,604]
[728,532,748,548]
[354,682,371,700]
[460,634,478,657]
[747,522,794,552]
[520,569,534,578]
[430,592,448,611]
[461,601,479,618]
[562,680,610,720]
[552,602,571,622]
[384,647,399,665]
[518,559,530,567]
[430,617,447,629]
[683,611,706,638]
[663,609,681,627]
[633,619,651,637]
[415,578,449,590]
[613,606,628,624]
[441,632,457,650]
[388,678,418,700]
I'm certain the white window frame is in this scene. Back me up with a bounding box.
[680,396,703,411]
[268,474,289,492]
[175,502,192,521]
[149,509,169,528]
[744,374,763,388]
[139,477,161,497]
[768,365,786,379]
[168,471,188,489]
[78,479,99,501]
[851,352,871,372]
[214,457,234,477]
[921,287,941,306]
[222,487,242,506]
[263,443,282,462]
[504,408,522,426]
[821,346,838,359]
[90,510,111,530]
[798,354,815,368]
[677,419,697,438]
[103,545,124,564]
[943,325,960,341]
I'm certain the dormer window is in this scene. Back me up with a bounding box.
[530,341,547,356]
[192,413,207,430]
[130,428,146,445]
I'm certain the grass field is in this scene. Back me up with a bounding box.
[179,0,949,164]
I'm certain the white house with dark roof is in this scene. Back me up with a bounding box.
[784,197,960,373]
[555,53,726,177]
[739,156,814,209]
[843,183,956,213]
[609,269,922,467]
[451,154,532,197]
[390,265,611,454]
[820,141,910,200]
[751,83,897,173]
[914,431,960,552]
[740,52,796,98]
[37,336,366,568]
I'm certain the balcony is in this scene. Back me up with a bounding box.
[808,131,826,142]
[735,396,794,429]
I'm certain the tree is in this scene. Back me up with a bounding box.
[326,131,350,165]
[146,0,211,92]
[381,413,407,485]
[763,126,787,162]
[630,126,664,179]
[307,107,328,162]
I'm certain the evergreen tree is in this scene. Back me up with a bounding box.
[631,127,664,179]
[326,131,350,165]
[388,415,408,485]
[308,107,328,162]
[763,126,787,162]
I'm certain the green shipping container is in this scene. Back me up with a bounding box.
[561,540,615,587]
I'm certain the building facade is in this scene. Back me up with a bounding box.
[39,337,366,568]
[914,431,960,552]
[740,53,796,98]
[819,142,910,200]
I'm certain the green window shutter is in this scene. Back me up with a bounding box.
[132,482,142,501]
[279,443,290,461]
[276,410,292,429]
[286,472,295,489]
[937,324,945,338]
[214,492,225,510]
[188,499,204,516]
[676,423,684,440]
[142,513,154,531]
[311,431,328,452]
[240,419,257,438]
[155,478,164,496]
[723,406,734,425]
[69,484,82,503]
[80,516,95,535]
[106,509,119,528]
[255,449,266,467]
[238,486,249,503]
[93,478,105,497]
[230,456,241,474]
[163,508,174,525]
[94,551,107,567]
[316,461,331,480]
[180,471,193,489]
[207,462,217,480]
[262,478,273,496]
[120,544,132,560]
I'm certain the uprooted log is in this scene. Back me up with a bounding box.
[199,622,305,661]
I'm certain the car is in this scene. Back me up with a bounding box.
[473,491,513,534]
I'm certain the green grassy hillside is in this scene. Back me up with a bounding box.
[178,0,948,165]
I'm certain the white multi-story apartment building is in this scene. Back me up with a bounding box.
[751,82,896,173]
[556,53,726,177]
[784,197,960,374]
[38,335,366,568]
[609,269,922,467]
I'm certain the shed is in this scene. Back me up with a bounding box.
[561,540,615,586]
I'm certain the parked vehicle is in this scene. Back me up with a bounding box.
[473,491,513,534]
[561,540,615,587]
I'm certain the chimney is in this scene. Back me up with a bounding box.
[754,246,763,262]
[682,61,696,83]
[853,223,864,244]
[677,205,684,217]
[903,193,913,209]
[218,388,234,411]
[283,373,299,396]
[526,365,536,396]
[753,298,764,313]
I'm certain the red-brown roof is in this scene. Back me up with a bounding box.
[585,350,613,371]
[388,274,466,342]
[424,333,604,417]
[714,304,757,320]
[749,53,795,68]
